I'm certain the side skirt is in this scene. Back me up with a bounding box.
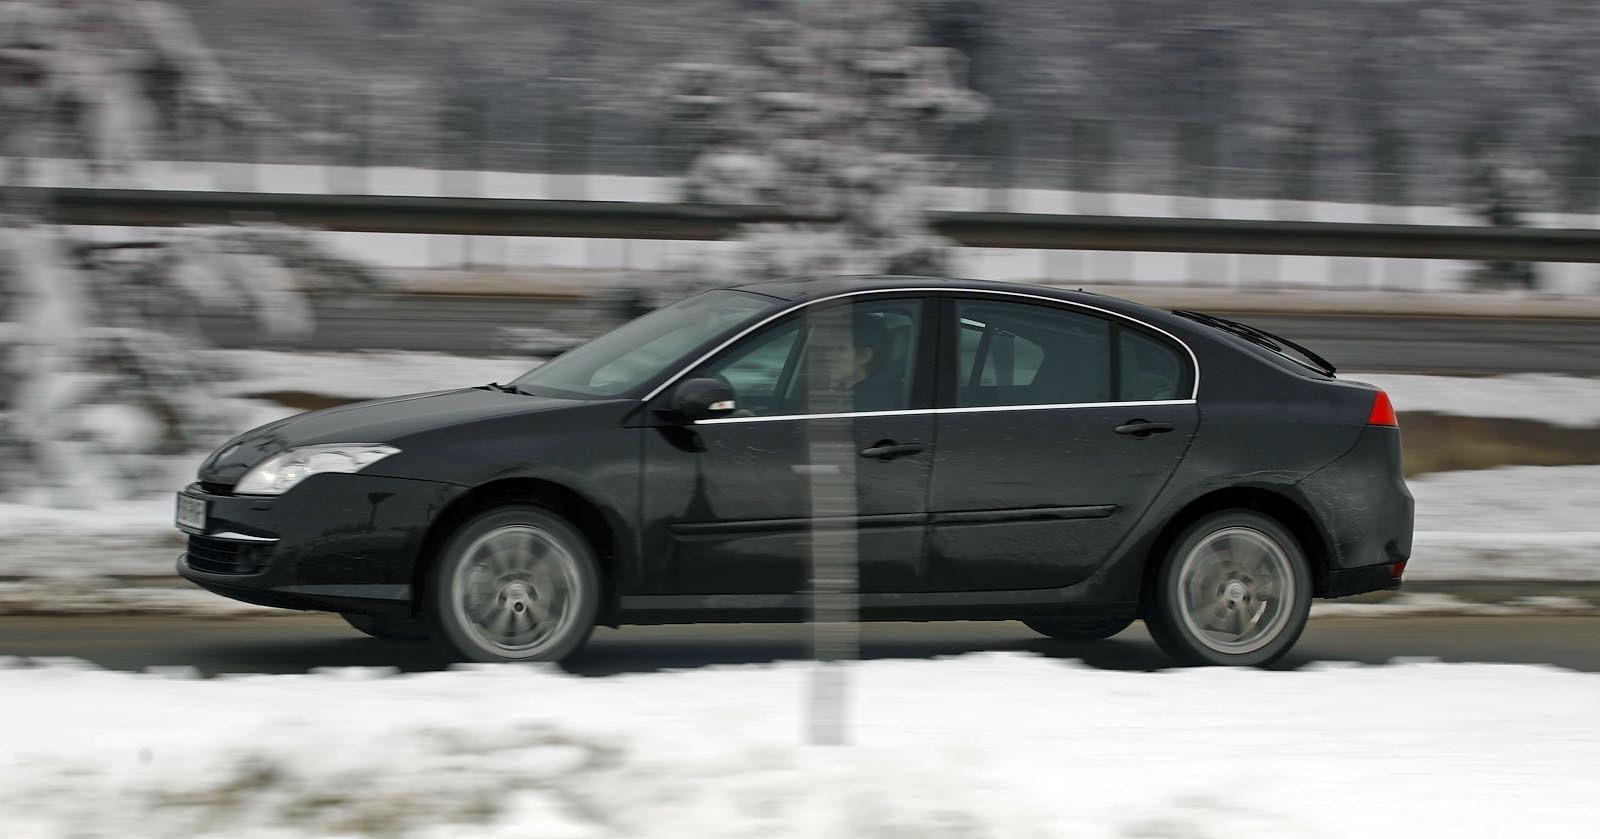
[615,590,1139,626]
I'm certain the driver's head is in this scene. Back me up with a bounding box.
[851,314,889,372]
[817,313,889,385]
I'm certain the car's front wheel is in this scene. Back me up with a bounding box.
[426,505,600,663]
[1146,510,1312,666]
[1024,616,1135,641]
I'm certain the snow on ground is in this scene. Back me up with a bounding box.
[0,579,278,616]
[0,496,182,579]
[1,654,1597,838]
[1406,465,1600,581]
[1354,372,1600,428]
[1310,593,1597,617]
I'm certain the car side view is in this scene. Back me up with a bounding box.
[175,276,1414,666]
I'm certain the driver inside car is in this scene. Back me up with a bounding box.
[808,313,903,413]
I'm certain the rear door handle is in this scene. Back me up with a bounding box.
[1114,420,1176,438]
[860,441,927,461]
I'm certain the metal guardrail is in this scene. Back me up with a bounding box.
[23,187,1600,262]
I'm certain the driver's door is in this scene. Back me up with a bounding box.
[639,295,934,595]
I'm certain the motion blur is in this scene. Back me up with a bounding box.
[2,2,1599,838]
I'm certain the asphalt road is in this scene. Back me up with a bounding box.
[5,614,1600,677]
[201,295,1600,374]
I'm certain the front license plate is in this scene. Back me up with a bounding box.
[175,493,206,533]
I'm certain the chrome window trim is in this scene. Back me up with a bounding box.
[694,398,1197,425]
[642,286,1201,403]
[205,531,280,543]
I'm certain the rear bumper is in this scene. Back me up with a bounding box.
[1324,563,1404,598]
[1297,425,1415,598]
[174,473,461,616]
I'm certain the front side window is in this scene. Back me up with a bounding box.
[696,298,924,417]
[513,290,779,398]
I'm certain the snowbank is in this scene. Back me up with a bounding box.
[213,349,534,402]
[1,654,1596,838]
[0,497,182,578]
[1405,465,1600,581]
[1355,372,1600,428]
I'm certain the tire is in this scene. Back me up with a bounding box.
[1145,510,1312,667]
[425,505,600,663]
[341,612,430,641]
[1024,615,1135,641]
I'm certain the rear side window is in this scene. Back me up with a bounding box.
[954,300,1111,407]
[950,298,1191,407]
[1119,328,1185,401]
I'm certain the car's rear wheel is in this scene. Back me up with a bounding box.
[426,505,600,663]
[341,612,429,641]
[1146,510,1312,667]
[1024,616,1135,641]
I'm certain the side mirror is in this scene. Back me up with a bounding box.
[668,378,737,422]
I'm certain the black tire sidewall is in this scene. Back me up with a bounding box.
[426,505,600,663]
[1148,510,1312,667]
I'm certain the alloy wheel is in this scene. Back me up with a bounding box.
[1175,526,1296,655]
[449,524,582,657]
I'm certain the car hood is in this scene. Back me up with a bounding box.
[198,388,583,486]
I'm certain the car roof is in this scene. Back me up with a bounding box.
[728,275,1183,327]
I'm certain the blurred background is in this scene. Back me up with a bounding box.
[2,3,1600,835]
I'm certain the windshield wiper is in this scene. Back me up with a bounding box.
[480,381,530,395]
[1173,310,1337,376]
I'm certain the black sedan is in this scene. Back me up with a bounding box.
[176,276,1413,666]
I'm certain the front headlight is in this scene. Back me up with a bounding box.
[235,444,401,496]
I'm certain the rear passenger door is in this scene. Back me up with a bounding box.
[923,295,1198,592]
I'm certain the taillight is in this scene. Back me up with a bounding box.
[1367,390,1398,427]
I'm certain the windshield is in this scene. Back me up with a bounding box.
[512,289,781,398]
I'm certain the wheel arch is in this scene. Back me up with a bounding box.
[1137,485,1333,616]
[411,477,624,623]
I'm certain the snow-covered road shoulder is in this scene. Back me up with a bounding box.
[1,654,1596,838]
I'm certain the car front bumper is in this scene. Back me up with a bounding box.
[175,473,461,617]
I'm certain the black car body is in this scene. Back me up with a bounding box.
[177,277,1413,665]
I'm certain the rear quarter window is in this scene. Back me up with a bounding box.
[1119,328,1185,401]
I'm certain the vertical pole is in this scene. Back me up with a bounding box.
[803,304,859,746]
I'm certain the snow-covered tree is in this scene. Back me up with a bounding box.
[0,1,380,505]
[1464,144,1551,291]
[659,0,986,282]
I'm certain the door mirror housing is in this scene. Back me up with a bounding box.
[667,378,737,422]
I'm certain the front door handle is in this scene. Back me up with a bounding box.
[860,441,927,461]
[1114,420,1176,438]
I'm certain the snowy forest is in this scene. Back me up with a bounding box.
[171,0,1600,210]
